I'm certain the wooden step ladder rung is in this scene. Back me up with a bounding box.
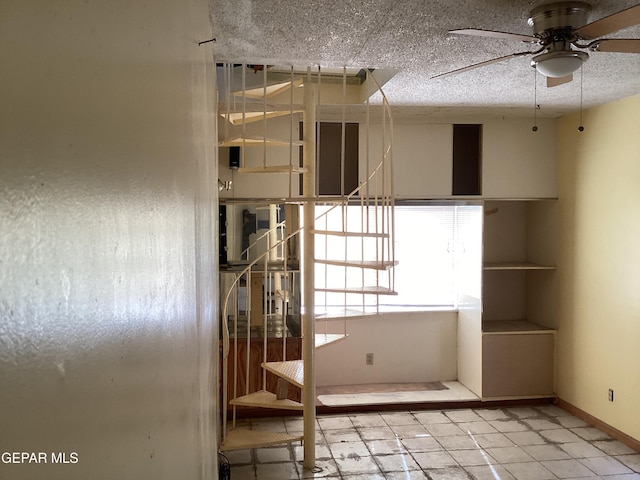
[262,360,304,388]
[315,333,348,349]
[229,390,303,411]
[220,429,303,452]
[233,78,303,99]
[237,165,308,174]
[219,136,303,147]
[315,259,398,270]
[312,229,389,238]
[316,286,398,295]
[221,109,303,125]
[315,308,375,320]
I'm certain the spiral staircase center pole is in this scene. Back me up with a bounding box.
[302,73,317,470]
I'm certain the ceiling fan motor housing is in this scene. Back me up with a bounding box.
[528,1,592,39]
[528,2,592,77]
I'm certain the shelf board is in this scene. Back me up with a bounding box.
[483,319,556,334]
[483,262,556,271]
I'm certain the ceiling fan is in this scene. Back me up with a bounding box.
[433,1,640,87]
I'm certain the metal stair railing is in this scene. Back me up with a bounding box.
[219,65,396,452]
[313,68,396,319]
[221,220,303,442]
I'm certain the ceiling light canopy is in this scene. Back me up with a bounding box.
[531,49,589,78]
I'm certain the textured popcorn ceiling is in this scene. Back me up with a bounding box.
[209,0,640,117]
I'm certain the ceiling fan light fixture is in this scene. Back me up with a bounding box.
[531,49,588,78]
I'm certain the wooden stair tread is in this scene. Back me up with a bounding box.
[219,136,303,147]
[315,333,348,348]
[237,165,308,174]
[315,308,377,319]
[312,229,389,238]
[221,109,303,125]
[234,78,303,99]
[315,259,398,270]
[220,428,303,451]
[316,286,398,295]
[261,360,304,388]
[229,390,303,411]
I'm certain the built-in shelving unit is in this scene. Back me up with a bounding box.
[481,199,557,399]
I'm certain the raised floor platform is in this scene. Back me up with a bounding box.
[316,381,479,407]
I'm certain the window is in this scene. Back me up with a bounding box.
[314,203,482,311]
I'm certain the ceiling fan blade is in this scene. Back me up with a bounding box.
[547,74,573,88]
[590,38,640,53]
[575,4,640,39]
[450,29,537,43]
[431,51,531,79]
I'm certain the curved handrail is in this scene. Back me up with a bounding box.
[221,225,305,358]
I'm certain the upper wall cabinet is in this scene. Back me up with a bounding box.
[366,122,452,198]
[219,116,558,201]
[482,118,558,199]
[376,118,556,200]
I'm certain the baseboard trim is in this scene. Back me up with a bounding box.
[556,398,640,453]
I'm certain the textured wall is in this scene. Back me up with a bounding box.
[557,94,640,442]
[315,311,459,386]
[0,1,218,479]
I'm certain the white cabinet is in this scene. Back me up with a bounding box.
[480,199,557,398]
[377,123,453,198]
[482,118,558,199]
[482,331,555,398]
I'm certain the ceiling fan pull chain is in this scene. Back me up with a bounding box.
[532,69,538,132]
[578,65,585,132]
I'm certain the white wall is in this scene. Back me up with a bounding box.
[0,1,218,479]
[315,311,458,386]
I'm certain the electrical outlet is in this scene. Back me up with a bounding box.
[366,353,374,365]
[608,389,614,402]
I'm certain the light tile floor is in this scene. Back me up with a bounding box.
[222,405,640,479]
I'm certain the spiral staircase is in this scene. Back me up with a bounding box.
[216,63,396,469]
